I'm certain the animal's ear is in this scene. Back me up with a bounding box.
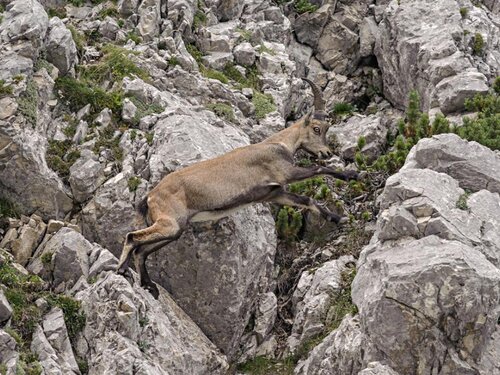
[303,111,313,127]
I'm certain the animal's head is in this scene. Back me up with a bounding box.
[298,78,332,159]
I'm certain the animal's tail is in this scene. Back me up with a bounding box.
[137,196,149,219]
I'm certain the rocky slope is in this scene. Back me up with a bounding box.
[0,0,498,374]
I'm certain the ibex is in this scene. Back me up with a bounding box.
[116,79,360,298]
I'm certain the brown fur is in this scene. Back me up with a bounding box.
[116,93,359,299]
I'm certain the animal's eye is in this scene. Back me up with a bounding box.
[313,127,321,134]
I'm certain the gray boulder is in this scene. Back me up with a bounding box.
[0,290,13,324]
[0,330,19,374]
[31,308,80,375]
[404,134,500,194]
[288,256,355,352]
[374,0,497,113]
[68,156,105,203]
[353,236,500,375]
[75,271,229,374]
[8,214,46,266]
[328,115,388,161]
[29,227,91,292]
[0,0,49,48]
[295,315,370,375]
[358,362,400,375]
[137,0,161,41]
[46,17,78,75]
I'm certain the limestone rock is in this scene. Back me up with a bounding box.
[31,308,80,374]
[233,42,256,66]
[68,156,105,203]
[295,315,370,375]
[404,134,500,194]
[0,330,19,374]
[358,362,400,375]
[328,115,388,161]
[0,0,49,48]
[288,256,355,352]
[353,236,500,374]
[0,290,13,324]
[9,215,46,266]
[75,271,229,374]
[374,0,499,113]
[46,17,78,75]
[31,227,91,292]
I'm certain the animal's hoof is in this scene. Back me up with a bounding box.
[144,283,159,299]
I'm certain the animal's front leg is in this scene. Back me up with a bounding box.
[267,191,347,224]
[287,166,360,183]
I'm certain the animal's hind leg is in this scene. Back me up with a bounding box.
[116,219,182,274]
[133,240,174,299]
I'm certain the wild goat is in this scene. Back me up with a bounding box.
[116,79,360,298]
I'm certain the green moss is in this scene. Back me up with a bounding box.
[68,0,85,6]
[127,176,141,192]
[18,79,38,128]
[77,357,89,375]
[206,102,235,122]
[93,127,123,163]
[473,33,484,55]
[253,91,276,119]
[294,0,318,14]
[459,7,468,18]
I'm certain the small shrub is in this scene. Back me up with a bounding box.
[294,0,318,14]
[257,44,276,56]
[186,43,204,65]
[46,295,86,342]
[331,102,356,118]
[145,132,154,145]
[98,6,119,19]
[18,79,38,128]
[0,197,18,219]
[69,26,86,55]
[128,96,164,127]
[237,356,294,375]
[456,192,470,211]
[137,340,150,352]
[459,7,468,18]
[55,76,123,115]
[80,44,148,83]
[473,33,484,55]
[193,9,207,29]
[0,79,13,97]
[201,67,229,83]
[128,176,141,192]
[276,206,303,243]
[48,7,67,18]
[77,358,89,375]
[68,0,85,6]
[206,102,236,122]
[46,139,81,180]
[236,28,252,42]
[168,56,180,67]
[127,31,142,44]
[252,91,276,119]
[40,252,53,267]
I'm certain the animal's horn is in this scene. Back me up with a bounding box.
[303,78,325,113]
